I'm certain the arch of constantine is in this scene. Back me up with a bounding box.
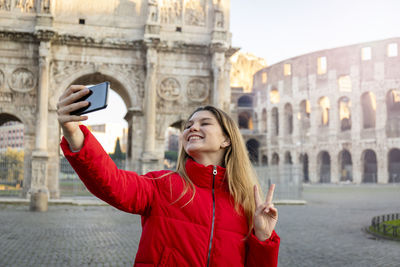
[0,0,235,198]
[247,37,400,184]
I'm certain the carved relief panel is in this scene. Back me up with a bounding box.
[9,68,36,92]
[160,0,182,25]
[158,77,181,101]
[187,78,208,102]
[184,0,205,26]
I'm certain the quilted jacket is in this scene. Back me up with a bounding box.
[61,125,280,266]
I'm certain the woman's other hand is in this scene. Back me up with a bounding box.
[57,85,90,151]
[253,184,278,241]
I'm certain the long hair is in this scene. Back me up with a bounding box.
[175,105,261,234]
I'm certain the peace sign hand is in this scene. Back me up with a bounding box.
[253,184,278,241]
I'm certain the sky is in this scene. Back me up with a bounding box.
[85,0,400,127]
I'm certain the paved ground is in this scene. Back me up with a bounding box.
[0,184,399,267]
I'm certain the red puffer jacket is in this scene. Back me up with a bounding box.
[61,125,280,266]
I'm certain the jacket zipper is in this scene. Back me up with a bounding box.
[206,166,217,267]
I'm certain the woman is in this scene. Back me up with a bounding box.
[58,85,280,266]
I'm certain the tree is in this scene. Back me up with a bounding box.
[0,147,24,185]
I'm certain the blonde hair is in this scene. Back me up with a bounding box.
[175,105,261,234]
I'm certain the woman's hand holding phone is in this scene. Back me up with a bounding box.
[57,85,91,151]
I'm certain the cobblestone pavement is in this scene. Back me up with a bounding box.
[0,185,399,267]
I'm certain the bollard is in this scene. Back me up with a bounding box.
[30,190,48,212]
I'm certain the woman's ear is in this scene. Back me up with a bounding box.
[221,138,231,148]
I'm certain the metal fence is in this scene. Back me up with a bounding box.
[0,155,24,197]
[370,213,400,240]
[254,164,303,200]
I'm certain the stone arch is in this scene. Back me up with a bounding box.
[318,151,331,183]
[56,67,139,112]
[284,151,292,165]
[238,111,253,129]
[261,108,267,133]
[388,148,400,183]
[338,149,352,182]
[318,96,330,127]
[261,155,268,166]
[238,95,253,107]
[271,107,279,136]
[338,96,351,132]
[270,88,280,104]
[361,92,376,129]
[299,153,309,183]
[246,139,259,165]
[271,152,279,165]
[0,113,27,194]
[362,149,377,183]
[284,103,293,135]
[386,90,400,137]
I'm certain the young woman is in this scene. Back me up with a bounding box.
[57,85,280,266]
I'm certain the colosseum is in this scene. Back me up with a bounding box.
[232,37,400,184]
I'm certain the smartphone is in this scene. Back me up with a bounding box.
[70,82,109,115]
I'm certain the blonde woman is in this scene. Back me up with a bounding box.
[58,85,280,266]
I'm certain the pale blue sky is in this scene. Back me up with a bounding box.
[86,0,400,126]
[231,0,399,64]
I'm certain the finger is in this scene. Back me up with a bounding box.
[265,184,276,204]
[58,88,90,110]
[254,185,262,208]
[58,101,89,116]
[59,85,87,100]
[58,114,88,124]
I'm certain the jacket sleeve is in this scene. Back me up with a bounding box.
[245,230,280,267]
[60,125,155,215]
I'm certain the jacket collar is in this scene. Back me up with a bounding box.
[185,157,226,189]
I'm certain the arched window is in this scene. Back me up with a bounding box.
[318,97,330,126]
[338,97,351,132]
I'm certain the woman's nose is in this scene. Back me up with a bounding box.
[189,123,199,131]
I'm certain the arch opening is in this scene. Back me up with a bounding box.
[388,148,400,183]
[246,139,259,165]
[386,90,400,137]
[0,114,25,196]
[339,150,352,182]
[318,151,331,183]
[339,97,351,132]
[318,97,330,127]
[362,149,377,183]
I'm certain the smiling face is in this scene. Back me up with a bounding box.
[182,110,230,166]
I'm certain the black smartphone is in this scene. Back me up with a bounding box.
[70,82,109,115]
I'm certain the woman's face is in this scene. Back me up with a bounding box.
[182,110,229,165]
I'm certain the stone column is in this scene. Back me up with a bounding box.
[211,50,226,110]
[140,45,161,174]
[30,41,51,198]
